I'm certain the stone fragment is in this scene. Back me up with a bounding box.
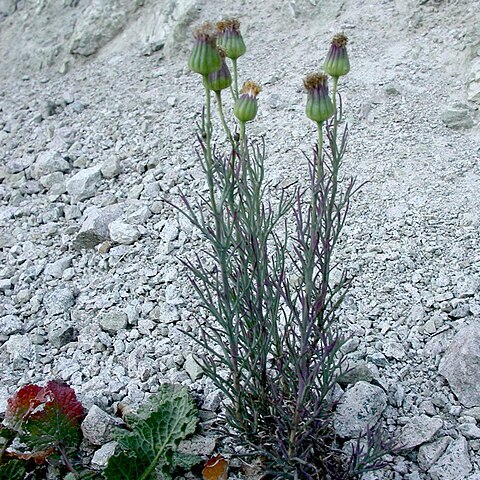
[455,276,480,298]
[31,151,70,179]
[101,156,121,179]
[178,434,216,457]
[467,58,480,104]
[127,206,151,225]
[0,314,23,335]
[109,220,140,245]
[0,384,9,415]
[5,335,33,368]
[202,390,222,411]
[458,422,480,439]
[441,104,474,130]
[48,325,78,347]
[428,436,472,480]
[418,436,451,472]
[439,322,480,407]
[184,353,203,381]
[43,288,75,315]
[463,407,480,421]
[386,203,408,220]
[128,184,143,199]
[44,256,73,279]
[39,171,64,189]
[149,303,179,324]
[91,441,118,469]
[397,415,443,450]
[5,334,32,357]
[448,304,470,319]
[15,289,31,304]
[383,341,405,360]
[74,205,122,249]
[334,381,387,438]
[66,165,102,201]
[0,278,12,291]
[337,361,377,386]
[99,310,128,333]
[81,405,122,445]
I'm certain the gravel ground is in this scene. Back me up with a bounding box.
[1,0,480,478]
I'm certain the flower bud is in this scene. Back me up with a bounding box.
[206,50,232,92]
[188,23,222,76]
[216,18,246,60]
[234,80,261,122]
[304,73,334,123]
[323,33,350,78]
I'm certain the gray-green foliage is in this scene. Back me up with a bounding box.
[103,385,199,480]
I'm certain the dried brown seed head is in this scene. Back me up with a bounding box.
[193,22,217,46]
[216,18,241,33]
[303,73,328,91]
[241,80,261,97]
[331,33,348,48]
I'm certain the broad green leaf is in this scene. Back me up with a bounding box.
[103,451,154,480]
[0,460,25,480]
[65,469,104,480]
[104,385,198,480]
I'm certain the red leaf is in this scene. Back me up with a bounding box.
[40,381,84,424]
[5,384,45,428]
[22,381,85,452]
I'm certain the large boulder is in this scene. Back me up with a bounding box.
[439,322,480,407]
[428,436,472,480]
[334,381,387,438]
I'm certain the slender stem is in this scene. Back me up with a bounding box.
[309,121,323,278]
[59,445,78,478]
[232,58,239,100]
[289,124,325,461]
[202,77,218,218]
[320,77,341,324]
[215,90,234,146]
[316,121,324,199]
[332,76,339,129]
[203,76,244,430]
[239,120,247,183]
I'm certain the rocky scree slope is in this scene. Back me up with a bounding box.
[1,0,480,478]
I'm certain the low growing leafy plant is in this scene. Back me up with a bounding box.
[1,382,200,480]
[0,381,86,479]
[180,19,394,479]
[104,384,199,480]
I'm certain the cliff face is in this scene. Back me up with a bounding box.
[0,0,199,78]
[1,1,479,111]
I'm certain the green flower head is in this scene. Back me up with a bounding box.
[188,23,222,76]
[216,18,246,60]
[304,73,334,123]
[234,80,261,122]
[324,33,350,78]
